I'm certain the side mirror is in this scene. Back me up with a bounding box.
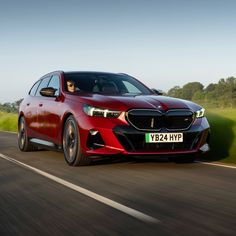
[152,88,163,95]
[40,87,58,97]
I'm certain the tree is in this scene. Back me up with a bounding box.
[181,82,204,100]
[205,83,217,92]
[0,99,23,113]
[167,86,182,98]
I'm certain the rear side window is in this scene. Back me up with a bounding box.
[29,80,41,96]
[35,76,51,96]
[48,75,60,96]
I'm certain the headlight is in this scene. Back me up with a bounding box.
[195,108,205,118]
[83,104,121,118]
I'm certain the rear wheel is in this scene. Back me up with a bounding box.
[63,116,91,166]
[18,116,35,151]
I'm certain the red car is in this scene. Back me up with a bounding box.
[18,71,210,166]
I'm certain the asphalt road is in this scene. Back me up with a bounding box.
[0,131,236,236]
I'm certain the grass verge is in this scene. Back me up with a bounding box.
[0,111,18,132]
[206,108,236,164]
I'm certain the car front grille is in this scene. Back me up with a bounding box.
[126,109,194,131]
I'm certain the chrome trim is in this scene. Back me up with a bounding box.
[30,138,55,147]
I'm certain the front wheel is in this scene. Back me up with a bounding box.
[63,116,91,166]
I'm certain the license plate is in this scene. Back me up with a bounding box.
[145,133,183,143]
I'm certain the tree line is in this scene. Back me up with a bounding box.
[0,99,23,113]
[167,76,236,108]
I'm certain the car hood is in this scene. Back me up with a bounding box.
[74,94,202,112]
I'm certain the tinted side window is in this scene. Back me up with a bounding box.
[48,75,60,96]
[29,80,41,96]
[36,76,51,96]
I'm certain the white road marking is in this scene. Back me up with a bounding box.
[0,153,159,224]
[196,161,236,169]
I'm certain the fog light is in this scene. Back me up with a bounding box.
[87,130,105,149]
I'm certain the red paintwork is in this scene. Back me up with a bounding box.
[19,71,210,158]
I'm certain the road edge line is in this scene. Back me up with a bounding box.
[196,161,236,169]
[0,153,160,224]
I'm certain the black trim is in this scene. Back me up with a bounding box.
[126,109,194,131]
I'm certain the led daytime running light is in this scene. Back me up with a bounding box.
[83,105,121,118]
[195,108,205,118]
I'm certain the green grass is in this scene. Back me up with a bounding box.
[206,108,236,164]
[0,109,236,164]
[0,111,18,132]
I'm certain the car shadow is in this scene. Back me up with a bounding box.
[90,156,181,166]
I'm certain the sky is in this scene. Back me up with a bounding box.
[0,0,236,103]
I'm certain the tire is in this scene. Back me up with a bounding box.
[63,116,91,166]
[18,116,36,151]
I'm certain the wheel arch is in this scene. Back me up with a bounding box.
[18,112,25,129]
[18,111,24,121]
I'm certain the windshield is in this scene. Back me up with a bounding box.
[64,72,153,95]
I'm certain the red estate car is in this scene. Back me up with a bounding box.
[18,71,210,166]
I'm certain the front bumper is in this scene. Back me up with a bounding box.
[79,115,210,157]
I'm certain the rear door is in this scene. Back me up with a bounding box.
[23,80,41,138]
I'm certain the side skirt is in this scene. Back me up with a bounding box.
[29,138,63,152]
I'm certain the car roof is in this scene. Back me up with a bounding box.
[39,71,131,81]
[63,71,125,76]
